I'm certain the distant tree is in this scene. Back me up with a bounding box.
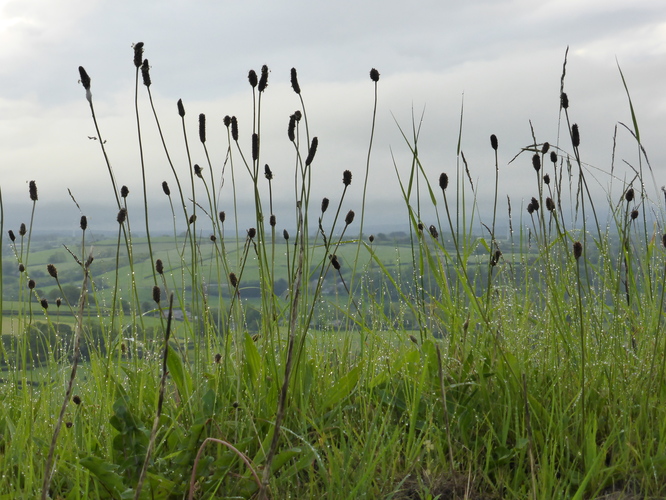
[48,252,67,264]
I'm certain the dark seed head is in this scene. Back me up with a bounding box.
[288,114,296,142]
[571,124,580,148]
[194,164,202,178]
[625,188,635,202]
[343,170,352,186]
[560,92,569,109]
[40,298,48,310]
[210,234,216,242]
[248,69,258,88]
[631,209,639,220]
[269,214,276,227]
[28,279,35,290]
[283,229,289,241]
[258,64,268,92]
[418,223,424,232]
[72,395,81,405]
[305,137,318,166]
[573,241,583,260]
[231,116,238,141]
[188,214,197,225]
[117,208,127,224]
[247,227,256,239]
[493,249,502,265]
[543,174,550,185]
[47,264,58,279]
[550,151,557,164]
[290,68,301,94]
[546,197,555,211]
[8,230,15,242]
[369,68,380,82]
[29,180,38,201]
[530,197,539,211]
[152,285,161,303]
[162,181,170,196]
[177,99,185,117]
[490,134,498,151]
[219,211,226,224]
[229,272,238,288]
[120,185,129,198]
[541,142,550,154]
[214,353,222,364]
[429,225,438,239]
[294,110,302,121]
[19,223,26,236]
[156,259,164,275]
[321,197,329,213]
[532,154,541,173]
[140,59,151,87]
[18,264,25,273]
[199,113,206,143]
[369,235,375,243]
[80,215,87,231]
[345,210,355,225]
[133,42,144,68]
[223,115,231,127]
[78,66,91,91]
[66,421,73,429]
[56,298,62,307]
[662,234,666,249]
[527,203,535,215]
[252,133,259,161]
[330,254,341,270]
[439,173,449,191]
[264,164,273,180]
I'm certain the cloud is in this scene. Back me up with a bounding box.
[1,0,666,234]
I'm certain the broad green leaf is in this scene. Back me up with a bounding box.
[244,331,261,386]
[322,364,362,410]
[167,344,192,402]
[80,456,128,498]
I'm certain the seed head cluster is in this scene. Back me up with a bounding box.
[258,65,269,92]
[571,124,580,148]
[290,68,301,94]
[47,264,58,279]
[532,154,541,173]
[199,113,206,143]
[231,117,239,141]
[305,137,318,166]
[133,42,144,68]
[141,59,151,87]
[345,210,355,225]
[29,180,38,201]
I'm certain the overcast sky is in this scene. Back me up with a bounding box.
[1,0,665,235]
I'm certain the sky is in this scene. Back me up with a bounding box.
[1,0,666,236]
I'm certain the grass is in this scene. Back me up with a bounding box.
[0,44,665,499]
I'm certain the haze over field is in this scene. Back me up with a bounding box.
[1,0,665,234]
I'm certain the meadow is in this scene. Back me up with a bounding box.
[1,44,665,499]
